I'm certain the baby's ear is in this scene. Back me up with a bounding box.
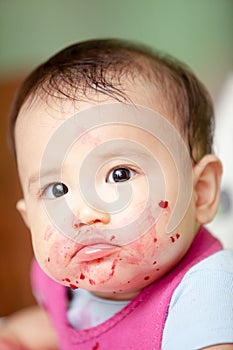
[193,154,222,225]
[16,199,30,229]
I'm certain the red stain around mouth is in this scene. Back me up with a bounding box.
[69,284,78,290]
[80,273,85,280]
[110,235,116,241]
[144,276,150,280]
[89,279,96,285]
[158,200,168,208]
[109,259,117,278]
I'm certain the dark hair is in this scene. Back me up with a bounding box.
[8,38,214,162]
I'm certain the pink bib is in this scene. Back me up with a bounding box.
[31,226,222,350]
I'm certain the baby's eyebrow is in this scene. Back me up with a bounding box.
[94,148,153,161]
[28,168,61,191]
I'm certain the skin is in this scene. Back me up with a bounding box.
[14,88,198,300]
[0,78,226,349]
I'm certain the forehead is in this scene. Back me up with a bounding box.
[15,74,173,134]
[14,81,175,183]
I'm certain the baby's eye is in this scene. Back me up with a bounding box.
[42,182,69,199]
[107,167,137,183]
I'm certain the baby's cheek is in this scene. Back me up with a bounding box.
[33,226,77,284]
[119,225,183,276]
[43,238,76,277]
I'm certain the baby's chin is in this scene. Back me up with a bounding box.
[39,252,159,297]
[37,230,185,298]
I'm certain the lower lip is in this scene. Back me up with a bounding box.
[73,244,118,262]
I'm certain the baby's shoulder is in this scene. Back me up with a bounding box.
[188,249,233,274]
[173,249,233,301]
[162,250,233,349]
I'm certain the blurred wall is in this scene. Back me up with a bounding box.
[1,0,233,96]
[0,0,232,316]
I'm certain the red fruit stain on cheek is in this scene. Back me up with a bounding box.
[170,233,180,243]
[61,277,79,289]
[80,273,85,280]
[89,279,95,285]
[44,225,55,241]
[47,238,76,266]
[69,284,78,290]
[158,200,168,209]
[44,237,84,281]
[109,259,117,278]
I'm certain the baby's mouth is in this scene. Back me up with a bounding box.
[71,243,119,262]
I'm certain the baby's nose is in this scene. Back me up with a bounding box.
[75,206,110,227]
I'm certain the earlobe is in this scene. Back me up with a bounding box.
[16,199,30,229]
[193,154,222,225]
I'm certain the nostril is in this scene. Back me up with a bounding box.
[73,222,85,229]
[89,219,102,225]
[73,219,102,229]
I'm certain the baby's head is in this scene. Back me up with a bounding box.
[9,39,222,299]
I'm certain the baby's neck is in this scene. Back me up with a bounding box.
[91,289,141,301]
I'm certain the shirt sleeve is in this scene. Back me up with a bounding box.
[162,250,233,350]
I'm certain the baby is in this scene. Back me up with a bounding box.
[1,39,233,350]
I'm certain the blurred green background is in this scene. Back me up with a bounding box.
[0,0,233,97]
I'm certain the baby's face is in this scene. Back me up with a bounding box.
[15,85,196,300]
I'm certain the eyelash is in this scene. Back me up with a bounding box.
[38,182,69,199]
[106,165,139,183]
[37,165,141,199]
